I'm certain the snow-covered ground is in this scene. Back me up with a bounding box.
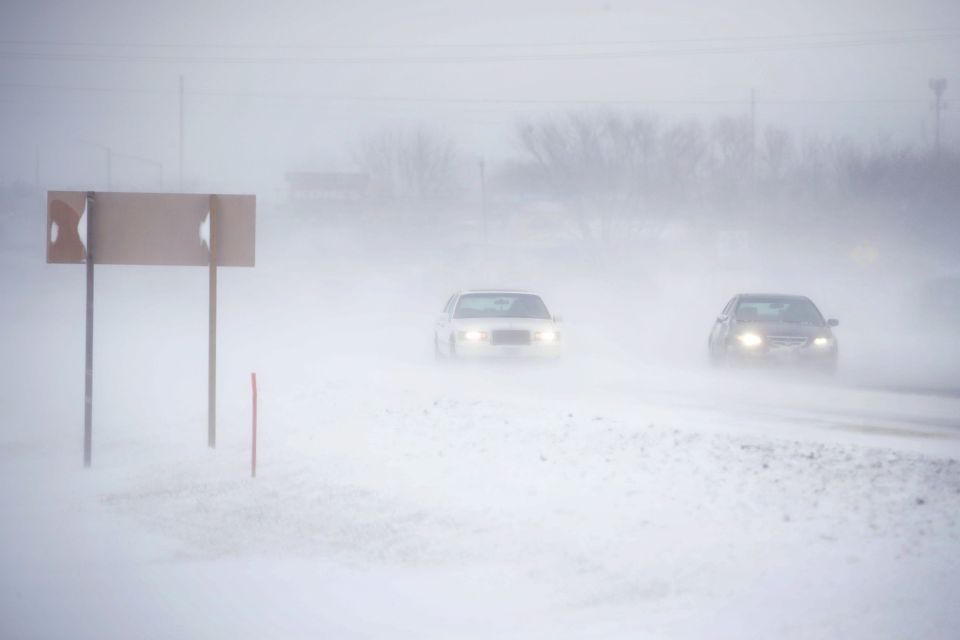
[2,222,960,639]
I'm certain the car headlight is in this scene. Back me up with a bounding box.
[813,336,832,347]
[534,330,559,342]
[460,330,488,342]
[736,333,763,348]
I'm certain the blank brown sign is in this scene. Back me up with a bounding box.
[47,191,255,267]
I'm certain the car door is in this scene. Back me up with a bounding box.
[710,296,737,352]
[436,294,457,352]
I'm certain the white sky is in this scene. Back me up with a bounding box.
[1,0,958,192]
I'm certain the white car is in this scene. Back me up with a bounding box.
[434,290,562,359]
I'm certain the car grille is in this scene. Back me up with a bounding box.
[491,330,531,346]
[767,335,808,347]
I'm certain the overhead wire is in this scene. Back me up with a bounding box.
[0,31,957,65]
[0,26,957,51]
[0,81,930,107]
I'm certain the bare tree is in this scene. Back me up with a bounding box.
[761,126,794,182]
[357,126,459,223]
[515,111,657,241]
[708,116,754,207]
[791,133,830,204]
[657,120,708,206]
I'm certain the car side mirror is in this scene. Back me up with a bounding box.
[553,315,563,324]
[827,318,839,327]
[716,314,727,323]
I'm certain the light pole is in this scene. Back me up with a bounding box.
[78,139,113,190]
[750,88,757,181]
[114,151,163,189]
[77,139,163,190]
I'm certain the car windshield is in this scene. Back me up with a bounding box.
[735,297,824,326]
[454,293,551,319]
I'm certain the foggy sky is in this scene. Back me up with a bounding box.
[1,0,958,192]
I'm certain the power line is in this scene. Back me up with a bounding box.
[0,32,957,65]
[0,81,930,106]
[1,26,957,51]
[0,81,164,95]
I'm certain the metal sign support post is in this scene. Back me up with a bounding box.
[208,195,218,448]
[83,192,95,467]
[47,190,254,465]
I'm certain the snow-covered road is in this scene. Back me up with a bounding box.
[3,353,960,639]
[2,235,960,639]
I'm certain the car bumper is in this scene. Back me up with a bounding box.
[454,341,562,359]
[728,345,837,369]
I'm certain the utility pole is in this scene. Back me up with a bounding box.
[479,158,487,242]
[929,77,947,159]
[179,75,185,190]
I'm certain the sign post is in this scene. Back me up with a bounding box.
[208,195,218,448]
[83,192,94,467]
[47,191,255,466]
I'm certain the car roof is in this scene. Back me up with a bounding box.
[458,289,535,295]
[737,293,811,301]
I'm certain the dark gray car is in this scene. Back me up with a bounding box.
[708,294,839,372]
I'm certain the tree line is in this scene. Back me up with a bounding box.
[355,111,958,250]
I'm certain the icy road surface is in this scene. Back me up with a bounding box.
[2,235,960,639]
